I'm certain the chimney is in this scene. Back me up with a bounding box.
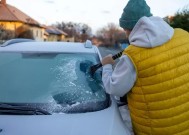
[1,0,6,4]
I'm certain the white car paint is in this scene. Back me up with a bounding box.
[0,98,131,135]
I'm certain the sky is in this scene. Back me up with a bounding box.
[7,0,189,33]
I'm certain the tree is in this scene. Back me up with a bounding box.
[17,30,34,39]
[53,21,92,42]
[95,23,126,46]
[170,6,189,32]
[0,24,14,40]
[16,25,34,39]
[79,23,92,42]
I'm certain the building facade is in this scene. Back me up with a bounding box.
[0,0,44,41]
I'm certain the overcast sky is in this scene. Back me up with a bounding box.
[8,0,189,33]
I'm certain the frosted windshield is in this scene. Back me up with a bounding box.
[0,53,109,113]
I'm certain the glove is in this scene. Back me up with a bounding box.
[101,54,115,66]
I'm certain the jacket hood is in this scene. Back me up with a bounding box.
[129,16,174,48]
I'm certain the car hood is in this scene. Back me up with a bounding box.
[0,99,130,135]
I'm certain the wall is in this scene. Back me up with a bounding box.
[0,21,44,41]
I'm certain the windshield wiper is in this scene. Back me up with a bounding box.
[0,103,51,115]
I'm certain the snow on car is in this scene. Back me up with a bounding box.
[0,39,132,135]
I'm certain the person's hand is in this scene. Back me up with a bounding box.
[101,54,115,66]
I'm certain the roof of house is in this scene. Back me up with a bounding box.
[45,26,68,36]
[0,0,41,27]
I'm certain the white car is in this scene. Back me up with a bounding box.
[0,39,131,135]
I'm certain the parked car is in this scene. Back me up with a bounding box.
[0,39,131,135]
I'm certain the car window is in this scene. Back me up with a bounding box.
[0,52,109,113]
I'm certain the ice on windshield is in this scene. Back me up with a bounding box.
[0,53,109,113]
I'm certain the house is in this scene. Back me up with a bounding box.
[0,0,44,41]
[44,26,68,41]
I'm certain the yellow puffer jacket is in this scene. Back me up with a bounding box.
[123,29,189,135]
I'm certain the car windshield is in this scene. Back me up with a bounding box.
[0,52,109,114]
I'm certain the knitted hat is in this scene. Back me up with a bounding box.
[119,0,152,30]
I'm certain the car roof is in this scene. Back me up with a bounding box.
[0,41,98,54]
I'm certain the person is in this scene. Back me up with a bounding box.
[101,0,189,134]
